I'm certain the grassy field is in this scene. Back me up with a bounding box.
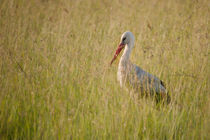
[0,0,209,139]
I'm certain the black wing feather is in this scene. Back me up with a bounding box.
[160,80,166,88]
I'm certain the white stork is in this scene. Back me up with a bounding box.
[110,31,170,103]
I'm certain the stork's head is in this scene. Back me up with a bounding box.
[110,31,135,65]
[120,31,135,48]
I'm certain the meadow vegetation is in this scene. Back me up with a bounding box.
[0,0,209,139]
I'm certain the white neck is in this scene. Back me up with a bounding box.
[117,43,134,86]
[120,43,133,63]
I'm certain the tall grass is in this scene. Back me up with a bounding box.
[0,0,209,139]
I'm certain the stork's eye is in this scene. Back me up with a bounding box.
[122,37,126,41]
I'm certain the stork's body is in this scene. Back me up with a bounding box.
[111,31,169,102]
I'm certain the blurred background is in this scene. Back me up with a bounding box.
[0,0,209,139]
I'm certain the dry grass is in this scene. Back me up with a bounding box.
[0,0,209,139]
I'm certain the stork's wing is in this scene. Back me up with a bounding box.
[160,80,166,88]
[134,65,159,83]
[134,64,165,91]
[134,64,169,103]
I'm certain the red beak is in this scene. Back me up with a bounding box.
[110,43,125,65]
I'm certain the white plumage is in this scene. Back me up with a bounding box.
[111,31,170,102]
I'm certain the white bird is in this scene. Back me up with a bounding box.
[110,31,170,103]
